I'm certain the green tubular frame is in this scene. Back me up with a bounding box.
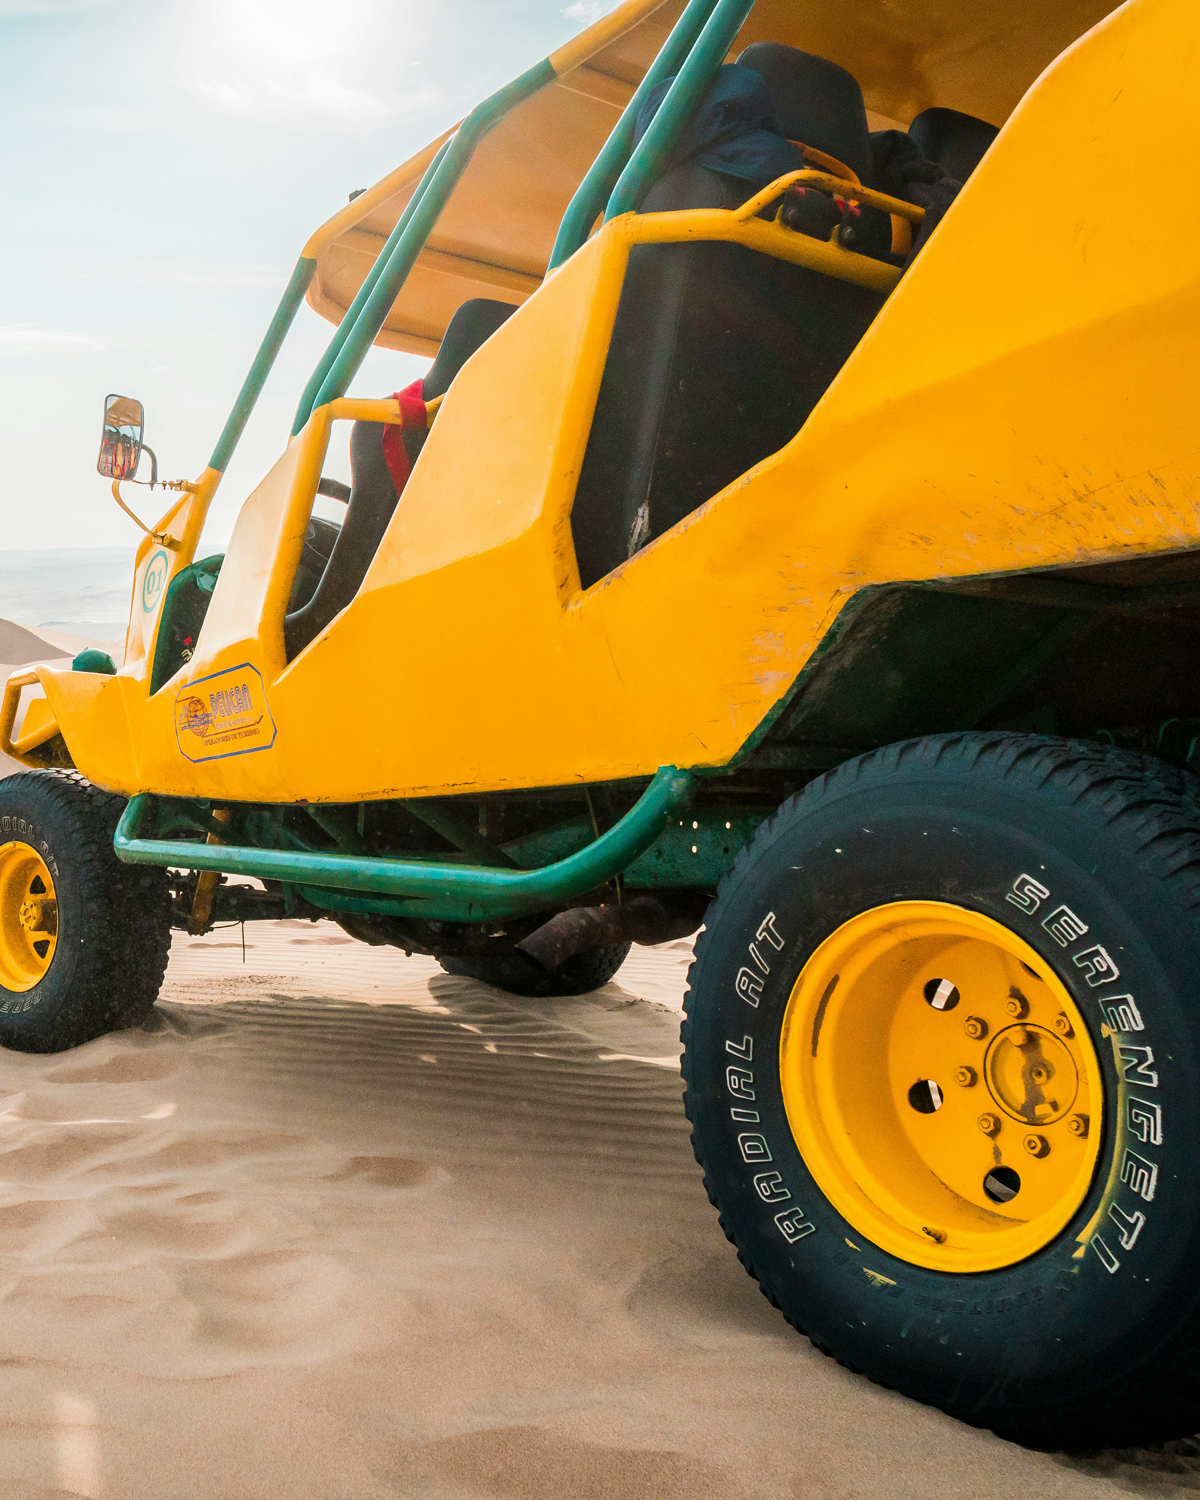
[548,0,719,271]
[291,137,453,436]
[114,767,694,923]
[605,0,757,221]
[209,56,555,469]
[209,3,759,480]
[303,58,556,420]
[209,255,316,475]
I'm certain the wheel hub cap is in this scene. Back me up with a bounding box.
[0,840,59,993]
[18,896,57,935]
[778,901,1103,1273]
[984,1024,1078,1125]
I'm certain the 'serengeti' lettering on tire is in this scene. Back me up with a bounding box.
[682,733,1200,1448]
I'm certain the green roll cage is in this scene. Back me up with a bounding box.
[208,0,747,475]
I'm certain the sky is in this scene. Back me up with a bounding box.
[0,0,622,557]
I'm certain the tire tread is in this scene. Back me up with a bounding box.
[0,770,171,1050]
[681,732,1200,1447]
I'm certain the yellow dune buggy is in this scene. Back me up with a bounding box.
[4,0,1199,1448]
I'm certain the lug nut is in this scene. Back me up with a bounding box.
[978,1113,1001,1137]
[1067,1114,1089,1138]
[954,1066,977,1088]
[1004,993,1030,1019]
[1053,1012,1074,1038]
[1023,1133,1050,1158]
[964,1016,988,1040]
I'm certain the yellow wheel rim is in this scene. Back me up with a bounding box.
[0,841,59,993]
[779,901,1103,1273]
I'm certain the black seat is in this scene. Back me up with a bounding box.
[401,296,516,467]
[284,297,516,660]
[570,53,888,591]
[866,105,997,265]
[908,107,999,183]
[739,41,893,261]
[738,42,873,183]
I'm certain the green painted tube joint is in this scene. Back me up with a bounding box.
[114,767,695,923]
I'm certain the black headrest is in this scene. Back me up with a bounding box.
[735,43,872,186]
[908,108,999,183]
[422,298,515,400]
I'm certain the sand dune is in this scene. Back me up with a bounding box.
[0,922,1188,1497]
[0,620,70,668]
[19,626,119,659]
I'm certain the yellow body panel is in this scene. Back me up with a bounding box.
[9,695,58,756]
[11,0,1199,803]
[29,669,134,771]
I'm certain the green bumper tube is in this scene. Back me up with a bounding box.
[113,766,694,923]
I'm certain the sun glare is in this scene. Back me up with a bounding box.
[177,0,438,130]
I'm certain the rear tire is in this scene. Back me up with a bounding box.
[683,733,1200,1447]
[0,771,171,1052]
[439,942,631,997]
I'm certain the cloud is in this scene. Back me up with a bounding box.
[139,264,291,291]
[187,74,440,129]
[48,258,292,291]
[175,0,442,132]
[32,103,151,131]
[561,2,607,17]
[0,324,101,350]
[0,0,112,13]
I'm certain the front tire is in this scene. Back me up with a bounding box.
[683,734,1200,1447]
[0,771,171,1052]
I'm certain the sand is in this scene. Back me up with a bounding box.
[0,921,1192,1499]
[0,622,69,668]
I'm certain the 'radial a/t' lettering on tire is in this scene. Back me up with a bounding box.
[682,734,1200,1448]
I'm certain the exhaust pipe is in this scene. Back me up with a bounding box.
[515,894,707,973]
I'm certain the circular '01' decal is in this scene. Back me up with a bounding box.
[141,549,170,614]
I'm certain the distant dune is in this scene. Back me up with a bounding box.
[0,618,71,667]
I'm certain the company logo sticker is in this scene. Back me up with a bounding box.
[174,662,276,763]
[141,548,170,615]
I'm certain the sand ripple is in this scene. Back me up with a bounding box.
[0,923,1186,1496]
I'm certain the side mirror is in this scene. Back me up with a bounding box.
[97,393,145,480]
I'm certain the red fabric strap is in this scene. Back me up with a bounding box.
[380,378,427,495]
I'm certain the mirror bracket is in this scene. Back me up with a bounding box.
[110,481,181,550]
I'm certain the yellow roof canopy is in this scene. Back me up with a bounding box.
[304,0,1120,357]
